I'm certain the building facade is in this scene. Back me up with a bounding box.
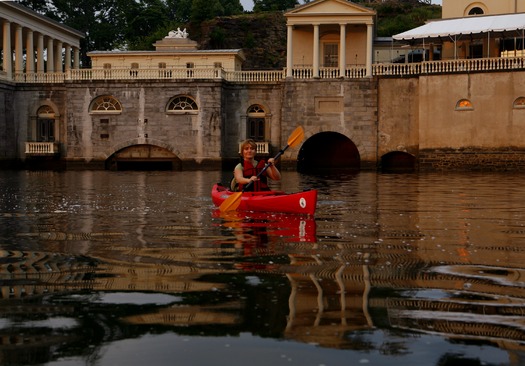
[2,0,525,172]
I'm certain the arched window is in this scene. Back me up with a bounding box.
[514,97,525,109]
[456,99,473,111]
[166,95,198,114]
[90,95,122,114]
[468,7,484,15]
[37,105,55,142]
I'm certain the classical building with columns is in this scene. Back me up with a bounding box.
[0,1,83,81]
[285,0,375,78]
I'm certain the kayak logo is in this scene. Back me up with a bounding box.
[299,197,307,209]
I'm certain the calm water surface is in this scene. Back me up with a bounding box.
[1,170,525,365]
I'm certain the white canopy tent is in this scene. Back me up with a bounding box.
[393,13,525,60]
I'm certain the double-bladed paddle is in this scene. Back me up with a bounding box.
[219,126,305,213]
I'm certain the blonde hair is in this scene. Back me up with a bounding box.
[240,139,257,154]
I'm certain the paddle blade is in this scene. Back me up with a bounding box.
[287,126,305,149]
[219,191,243,212]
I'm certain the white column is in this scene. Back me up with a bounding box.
[37,33,45,73]
[15,24,23,75]
[55,41,63,72]
[286,24,293,78]
[73,47,80,69]
[64,44,71,71]
[47,38,54,72]
[366,23,373,77]
[339,23,346,78]
[3,20,12,79]
[313,23,320,78]
[26,29,35,74]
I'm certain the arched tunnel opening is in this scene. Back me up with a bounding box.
[105,144,182,171]
[380,151,416,173]
[297,132,360,174]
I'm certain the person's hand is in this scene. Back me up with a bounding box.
[249,176,258,182]
[267,158,275,165]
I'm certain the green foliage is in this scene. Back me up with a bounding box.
[370,1,442,37]
[191,0,224,23]
[14,0,441,67]
[253,0,299,12]
[209,27,227,48]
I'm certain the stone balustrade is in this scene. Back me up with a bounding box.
[10,56,525,84]
[25,142,59,155]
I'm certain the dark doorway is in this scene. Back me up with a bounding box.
[297,132,360,174]
[381,152,416,173]
[106,145,182,171]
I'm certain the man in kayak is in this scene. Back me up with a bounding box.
[233,139,281,191]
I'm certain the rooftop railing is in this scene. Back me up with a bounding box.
[10,56,525,84]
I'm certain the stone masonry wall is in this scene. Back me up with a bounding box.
[281,78,379,169]
[0,83,16,167]
[64,80,224,169]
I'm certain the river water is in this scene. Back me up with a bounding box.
[1,170,525,365]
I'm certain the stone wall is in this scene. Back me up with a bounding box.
[0,82,16,168]
[3,69,525,171]
[281,78,378,169]
[64,80,225,169]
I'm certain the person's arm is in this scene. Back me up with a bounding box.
[266,158,281,181]
[234,163,257,186]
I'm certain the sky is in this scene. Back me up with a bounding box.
[239,0,443,12]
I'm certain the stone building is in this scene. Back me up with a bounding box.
[2,0,525,172]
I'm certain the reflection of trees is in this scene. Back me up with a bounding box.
[4,218,525,365]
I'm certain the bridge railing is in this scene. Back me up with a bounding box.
[9,56,525,84]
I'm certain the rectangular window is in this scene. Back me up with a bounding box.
[38,119,54,142]
[214,62,222,68]
[248,118,265,141]
[323,43,339,67]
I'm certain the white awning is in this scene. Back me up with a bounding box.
[393,13,525,41]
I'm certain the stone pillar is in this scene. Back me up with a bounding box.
[26,29,35,74]
[286,25,293,78]
[339,23,346,78]
[2,20,11,79]
[15,24,23,75]
[55,41,62,72]
[366,23,373,77]
[37,33,45,73]
[64,44,71,71]
[73,47,80,69]
[313,23,320,78]
[47,37,54,72]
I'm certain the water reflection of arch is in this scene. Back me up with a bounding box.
[297,131,360,174]
[104,138,182,171]
[380,151,416,173]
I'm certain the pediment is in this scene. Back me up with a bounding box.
[286,0,375,16]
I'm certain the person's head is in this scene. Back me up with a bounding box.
[240,139,257,158]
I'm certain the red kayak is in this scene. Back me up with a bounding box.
[211,183,317,216]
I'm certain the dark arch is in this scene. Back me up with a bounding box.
[297,132,360,174]
[105,144,182,171]
[468,7,484,15]
[381,151,416,173]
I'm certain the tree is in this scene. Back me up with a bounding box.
[45,0,126,66]
[191,0,224,23]
[123,0,172,50]
[165,0,194,23]
[252,0,299,12]
[220,0,244,16]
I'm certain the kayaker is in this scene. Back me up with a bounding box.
[234,139,281,191]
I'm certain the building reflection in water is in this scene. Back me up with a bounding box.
[2,180,525,364]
